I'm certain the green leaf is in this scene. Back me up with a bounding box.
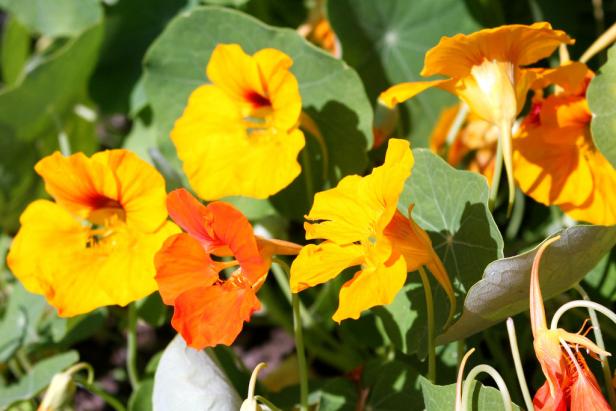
[136,293,168,328]
[419,376,521,411]
[363,358,421,410]
[0,283,47,362]
[0,350,79,408]
[0,0,102,37]
[438,225,616,343]
[328,0,480,146]
[1,16,30,86]
[588,44,616,168]
[0,21,103,142]
[583,249,616,301]
[129,379,154,411]
[143,6,373,218]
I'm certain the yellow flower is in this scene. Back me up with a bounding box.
[379,23,573,209]
[290,139,454,323]
[7,150,178,317]
[171,43,305,200]
[513,62,616,225]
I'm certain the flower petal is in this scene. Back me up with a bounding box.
[155,233,219,305]
[378,79,453,108]
[170,281,261,349]
[290,242,364,293]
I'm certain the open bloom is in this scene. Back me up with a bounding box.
[290,139,455,322]
[530,236,611,410]
[379,23,573,207]
[171,43,305,200]
[513,62,616,225]
[155,189,301,349]
[7,150,178,316]
[430,104,498,185]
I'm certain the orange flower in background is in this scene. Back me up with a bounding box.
[430,104,498,185]
[155,189,301,349]
[379,23,573,208]
[7,150,178,317]
[290,139,455,323]
[529,236,611,410]
[171,43,305,201]
[298,17,340,58]
[513,62,616,225]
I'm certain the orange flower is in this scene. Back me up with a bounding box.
[298,17,340,58]
[290,139,455,323]
[530,236,611,410]
[7,150,178,316]
[155,189,301,349]
[379,23,573,207]
[430,104,498,184]
[513,62,616,225]
[171,44,305,200]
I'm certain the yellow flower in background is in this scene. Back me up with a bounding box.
[7,150,178,317]
[430,104,498,185]
[171,43,305,200]
[379,23,573,209]
[290,139,455,323]
[513,62,616,225]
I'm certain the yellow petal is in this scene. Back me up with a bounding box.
[378,79,453,108]
[332,246,406,323]
[289,242,364,293]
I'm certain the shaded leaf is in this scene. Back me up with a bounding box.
[1,16,30,86]
[329,0,479,146]
[438,225,616,343]
[0,350,79,408]
[129,379,154,411]
[588,44,616,168]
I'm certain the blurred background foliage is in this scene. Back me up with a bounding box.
[0,0,615,410]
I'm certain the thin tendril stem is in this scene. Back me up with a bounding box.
[418,266,436,383]
[75,377,127,411]
[505,318,534,411]
[254,395,284,411]
[126,303,139,390]
[551,300,616,331]
[292,292,309,411]
[461,365,513,411]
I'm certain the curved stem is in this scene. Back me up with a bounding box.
[573,285,616,409]
[505,318,533,411]
[580,21,616,63]
[461,365,513,411]
[550,300,616,330]
[455,348,475,411]
[300,111,329,183]
[418,266,436,383]
[292,292,309,411]
[126,303,139,390]
[75,377,127,411]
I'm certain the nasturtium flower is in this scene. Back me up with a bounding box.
[298,17,340,58]
[155,189,301,349]
[379,23,573,207]
[530,236,611,410]
[171,43,305,201]
[513,63,616,225]
[290,139,455,323]
[430,104,498,185]
[7,150,178,317]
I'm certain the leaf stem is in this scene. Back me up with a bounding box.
[126,303,139,390]
[418,266,436,383]
[488,130,503,211]
[75,377,127,411]
[461,364,513,411]
[505,318,534,411]
[255,395,284,411]
[550,299,616,331]
[293,292,309,411]
[573,285,616,409]
[301,143,315,205]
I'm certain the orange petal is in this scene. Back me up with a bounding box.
[422,22,573,78]
[155,233,219,305]
[570,361,612,410]
[171,281,261,349]
[529,62,590,95]
[166,189,218,248]
[532,380,567,411]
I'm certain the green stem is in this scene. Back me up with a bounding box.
[505,318,534,411]
[301,144,315,203]
[574,285,616,409]
[418,266,436,383]
[293,292,309,411]
[255,395,284,411]
[126,303,139,390]
[488,132,503,211]
[75,377,127,411]
[461,364,512,411]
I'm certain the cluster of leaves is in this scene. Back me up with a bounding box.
[0,0,615,410]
